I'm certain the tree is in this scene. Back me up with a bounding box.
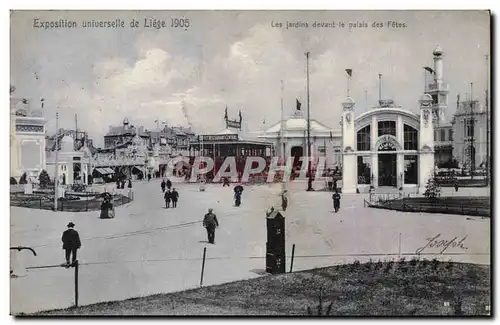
[424,176,441,201]
[10,177,17,185]
[38,170,50,188]
[19,173,27,184]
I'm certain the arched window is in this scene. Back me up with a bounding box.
[378,121,396,137]
[403,125,418,150]
[357,125,371,151]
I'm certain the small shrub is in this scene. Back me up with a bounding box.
[375,259,383,270]
[384,260,394,273]
[431,258,439,271]
[424,177,441,201]
[351,260,360,271]
[10,177,17,185]
[38,170,50,188]
[364,259,373,271]
[19,173,27,184]
[409,257,418,267]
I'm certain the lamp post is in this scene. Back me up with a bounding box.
[306,52,314,191]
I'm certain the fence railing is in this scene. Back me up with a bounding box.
[10,190,134,212]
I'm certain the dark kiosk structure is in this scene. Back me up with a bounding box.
[266,209,286,274]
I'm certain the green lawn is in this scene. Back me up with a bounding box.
[29,260,490,316]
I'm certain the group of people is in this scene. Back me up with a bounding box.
[161,178,179,208]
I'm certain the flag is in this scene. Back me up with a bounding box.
[239,110,242,121]
[345,69,352,77]
[224,106,228,120]
[41,98,44,109]
[21,98,28,104]
[296,99,302,111]
[423,67,434,74]
[329,130,333,140]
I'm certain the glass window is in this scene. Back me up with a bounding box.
[440,129,446,141]
[357,156,371,185]
[465,118,475,137]
[404,155,418,184]
[378,121,396,137]
[357,125,371,151]
[403,125,418,150]
[448,129,453,141]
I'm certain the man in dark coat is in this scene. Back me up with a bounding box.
[234,185,244,207]
[332,188,341,213]
[281,190,288,211]
[203,208,219,244]
[166,179,172,190]
[128,179,132,188]
[171,188,179,208]
[161,179,166,193]
[62,222,81,266]
[164,189,172,208]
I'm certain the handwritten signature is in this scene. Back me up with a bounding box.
[415,234,468,255]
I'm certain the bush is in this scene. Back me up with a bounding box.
[71,183,86,192]
[38,170,50,188]
[424,177,441,200]
[19,173,27,184]
[10,177,17,185]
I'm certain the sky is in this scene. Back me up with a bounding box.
[10,10,490,147]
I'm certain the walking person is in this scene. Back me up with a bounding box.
[161,179,166,193]
[166,178,172,190]
[281,189,288,211]
[171,188,179,208]
[164,189,172,208]
[203,208,219,244]
[128,179,132,188]
[332,188,341,213]
[61,222,81,267]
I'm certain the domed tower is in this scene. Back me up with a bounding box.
[427,45,449,125]
[123,117,130,130]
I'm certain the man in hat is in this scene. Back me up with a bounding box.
[61,222,81,267]
[203,208,219,244]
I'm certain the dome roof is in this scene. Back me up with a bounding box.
[216,128,238,135]
[264,118,332,134]
[433,45,443,56]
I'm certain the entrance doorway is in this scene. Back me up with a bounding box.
[378,154,397,187]
[290,146,304,168]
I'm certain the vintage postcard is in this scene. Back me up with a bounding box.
[9,10,491,316]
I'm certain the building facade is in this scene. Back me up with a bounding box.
[452,99,489,171]
[258,108,341,168]
[46,135,93,185]
[341,95,435,194]
[10,98,47,182]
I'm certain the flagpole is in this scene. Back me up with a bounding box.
[306,52,313,191]
[54,111,59,211]
[378,74,382,103]
[347,74,350,97]
[280,80,287,195]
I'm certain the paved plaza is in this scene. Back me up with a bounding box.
[10,180,490,314]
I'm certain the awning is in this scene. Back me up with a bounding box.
[105,167,115,174]
[95,168,113,175]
